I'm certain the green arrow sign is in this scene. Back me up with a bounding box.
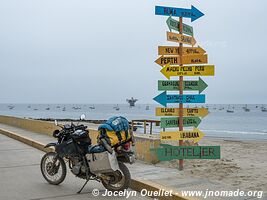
[151,144,221,161]
[158,77,208,94]
[161,117,201,128]
[166,16,193,36]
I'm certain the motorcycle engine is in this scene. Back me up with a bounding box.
[70,157,87,176]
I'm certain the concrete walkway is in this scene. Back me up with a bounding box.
[1,123,264,200]
[0,133,150,200]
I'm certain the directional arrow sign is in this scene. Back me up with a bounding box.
[160,128,205,142]
[158,46,206,56]
[153,91,205,107]
[161,117,201,128]
[155,5,205,22]
[166,16,193,36]
[161,64,215,79]
[151,144,221,161]
[167,32,196,46]
[158,78,208,93]
[155,107,209,118]
[155,54,208,67]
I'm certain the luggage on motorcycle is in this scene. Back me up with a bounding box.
[98,116,131,147]
[86,151,119,174]
[55,139,79,157]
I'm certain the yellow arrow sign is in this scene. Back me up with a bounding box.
[160,128,205,142]
[158,46,206,56]
[155,54,208,67]
[160,63,215,79]
[155,107,209,118]
[167,32,196,46]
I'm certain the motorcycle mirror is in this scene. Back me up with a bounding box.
[80,114,86,121]
[54,120,58,126]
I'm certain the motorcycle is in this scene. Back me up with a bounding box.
[40,114,135,193]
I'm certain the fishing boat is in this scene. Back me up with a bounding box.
[243,104,250,112]
[89,105,95,109]
[261,106,267,112]
[114,104,120,111]
[226,105,234,113]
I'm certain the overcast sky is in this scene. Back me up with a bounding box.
[0,0,266,104]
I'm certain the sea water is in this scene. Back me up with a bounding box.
[0,104,266,141]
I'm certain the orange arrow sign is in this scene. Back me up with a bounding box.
[155,54,208,67]
[158,46,206,56]
[167,32,196,46]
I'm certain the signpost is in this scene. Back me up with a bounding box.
[158,46,206,56]
[153,91,205,107]
[156,107,209,118]
[167,32,196,46]
[158,78,208,93]
[160,128,205,142]
[161,117,201,128]
[166,16,193,36]
[155,54,208,66]
[151,144,221,161]
[160,64,215,79]
[154,5,219,169]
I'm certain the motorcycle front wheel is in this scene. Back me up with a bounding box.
[101,162,131,191]
[40,152,67,185]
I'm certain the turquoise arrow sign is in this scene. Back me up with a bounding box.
[158,77,208,94]
[161,117,201,128]
[155,5,204,22]
[166,16,193,36]
[153,91,205,107]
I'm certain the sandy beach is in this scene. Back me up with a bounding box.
[154,137,267,193]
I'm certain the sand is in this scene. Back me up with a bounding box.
[156,138,267,192]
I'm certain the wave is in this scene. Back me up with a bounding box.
[202,129,267,135]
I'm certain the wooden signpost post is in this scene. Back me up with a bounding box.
[154,5,220,169]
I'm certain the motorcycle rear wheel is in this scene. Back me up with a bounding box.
[40,152,67,185]
[101,162,131,191]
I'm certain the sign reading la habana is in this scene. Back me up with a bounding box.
[160,128,205,142]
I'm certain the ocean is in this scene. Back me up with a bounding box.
[1,104,267,141]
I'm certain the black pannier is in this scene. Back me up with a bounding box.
[55,139,79,157]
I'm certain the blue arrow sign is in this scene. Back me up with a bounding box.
[153,91,205,107]
[155,5,204,22]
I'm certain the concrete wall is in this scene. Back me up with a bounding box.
[0,115,160,163]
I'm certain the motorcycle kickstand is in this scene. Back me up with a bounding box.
[77,179,89,194]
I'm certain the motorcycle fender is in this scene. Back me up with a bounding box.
[44,142,57,148]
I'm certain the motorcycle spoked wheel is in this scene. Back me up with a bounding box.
[40,152,67,185]
[101,162,131,191]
